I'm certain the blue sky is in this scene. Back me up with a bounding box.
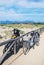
[0,0,44,22]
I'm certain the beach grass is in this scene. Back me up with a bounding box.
[0,23,44,29]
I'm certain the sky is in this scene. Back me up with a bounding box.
[0,0,44,23]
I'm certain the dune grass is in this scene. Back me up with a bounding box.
[0,23,44,29]
[0,23,44,40]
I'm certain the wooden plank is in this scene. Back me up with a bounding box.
[3,48,23,65]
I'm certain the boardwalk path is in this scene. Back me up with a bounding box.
[2,32,44,65]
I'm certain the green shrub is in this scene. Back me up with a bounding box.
[0,35,3,39]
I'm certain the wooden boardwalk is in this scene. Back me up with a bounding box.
[3,48,23,65]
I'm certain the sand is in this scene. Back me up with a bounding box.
[0,28,44,65]
[10,32,44,65]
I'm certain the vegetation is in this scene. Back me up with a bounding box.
[0,23,44,28]
[0,23,44,40]
[0,35,3,39]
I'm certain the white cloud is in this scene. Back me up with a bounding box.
[0,0,44,8]
[0,9,25,21]
[0,0,44,22]
[17,1,44,8]
[0,0,14,8]
[0,8,44,21]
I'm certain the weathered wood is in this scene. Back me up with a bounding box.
[0,39,15,46]
[0,27,44,65]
